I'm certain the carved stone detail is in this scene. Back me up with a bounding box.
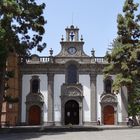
[102,97,116,103]
[61,83,83,125]
[26,92,44,104]
[100,93,118,125]
[67,88,81,96]
[100,94,117,104]
[26,92,44,125]
[61,83,83,97]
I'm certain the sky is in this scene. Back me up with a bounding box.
[35,0,140,57]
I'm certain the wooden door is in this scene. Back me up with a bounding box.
[28,105,41,125]
[103,105,114,125]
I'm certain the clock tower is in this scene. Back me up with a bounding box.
[56,25,89,58]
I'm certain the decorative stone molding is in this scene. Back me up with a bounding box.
[67,88,81,96]
[26,92,44,125]
[61,83,83,97]
[31,55,40,61]
[100,93,118,125]
[100,93,117,105]
[60,83,83,125]
[26,92,44,104]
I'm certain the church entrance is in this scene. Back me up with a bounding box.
[103,105,114,125]
[28,105,41,125]
[65,100,79,125]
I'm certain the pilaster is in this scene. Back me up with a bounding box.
[47,73,54,125]
[90,73,97,124]
[121,86,128,124]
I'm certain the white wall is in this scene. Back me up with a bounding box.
[96,75,104,120]
[22,75,30,122]
[54,74,65,122]
[40,75,48,122]
[21,74,48,123]
[22,73,124,124]
[79,75,91,122]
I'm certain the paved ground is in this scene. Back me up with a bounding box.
[0,129,140,140]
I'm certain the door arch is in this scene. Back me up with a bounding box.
[65,100,79,125]
[28,105,41,125]
[103,105,114,125]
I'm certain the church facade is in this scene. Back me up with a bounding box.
[20,25,128,126]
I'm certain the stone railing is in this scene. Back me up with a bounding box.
[21,55,107,64]
[23,55,54,64]
[91,57,107,63]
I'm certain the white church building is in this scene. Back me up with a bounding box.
[20,25,128,126]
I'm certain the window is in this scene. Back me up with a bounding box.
[104,78,112,93]
[31,76,40,93]
[67,64,77,84]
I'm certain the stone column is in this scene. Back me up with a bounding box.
[90,73,97,124]
[121,86,128,125]
[47,73,54,125]
[79,102,83,125]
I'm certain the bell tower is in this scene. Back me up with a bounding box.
[56,25,89,57]
[66,25,79,42]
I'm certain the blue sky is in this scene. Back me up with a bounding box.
[35,0,140,57]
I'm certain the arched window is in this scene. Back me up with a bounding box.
[67,64,77,84]
[31,77,40,93]
[104,78,112,93]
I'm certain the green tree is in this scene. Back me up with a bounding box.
[0,0,46,124]
[104,0,140,119]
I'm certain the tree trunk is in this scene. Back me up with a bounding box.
[0,66,6,127]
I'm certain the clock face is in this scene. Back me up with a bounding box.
[68,47,77,55]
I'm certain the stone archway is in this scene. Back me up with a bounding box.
[26,92,44,125]
[100,94,118,125]
[28,105,41,125]
[61,83,83,125]
[103,105,114,125]
[65,100,79,125]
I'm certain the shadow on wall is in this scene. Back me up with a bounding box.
[44,103,48,113]
[83,98,89,111]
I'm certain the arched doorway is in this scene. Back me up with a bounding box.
[28,105,41,125]
[65,100,79,125]
[103,105,114,125]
